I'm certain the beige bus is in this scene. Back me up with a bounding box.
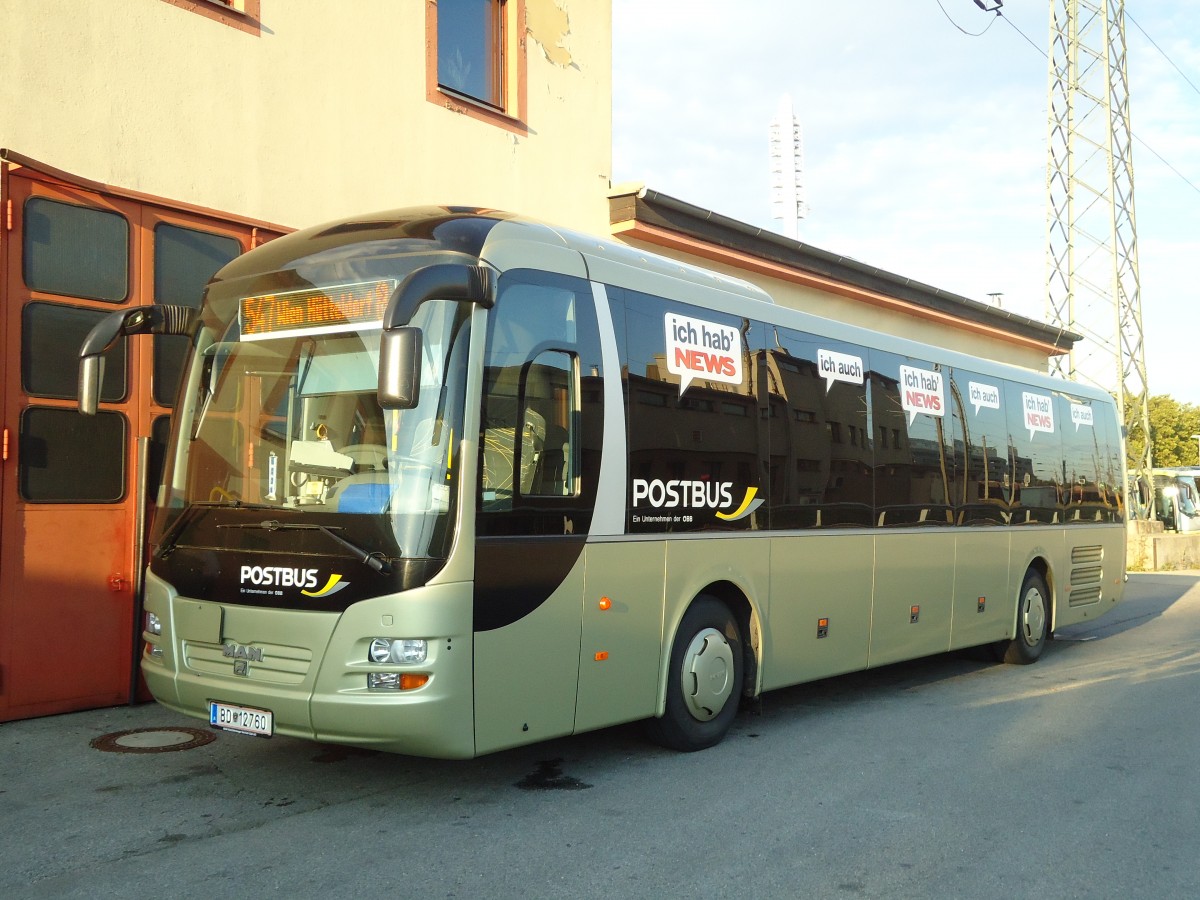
[79,208,1127,758]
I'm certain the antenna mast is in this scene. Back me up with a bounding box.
[769,94,807,239]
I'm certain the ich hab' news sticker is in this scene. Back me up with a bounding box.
[666,313,743,395]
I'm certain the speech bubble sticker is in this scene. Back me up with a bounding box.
[899,365,945,425]
[664,313,742,396]
[968,380,1001,416]
[1071,403,1094,432]
[816,348,864,394]
[1022,391,1055,441]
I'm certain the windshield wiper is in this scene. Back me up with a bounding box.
[156,500,285,559]
[216,519,393,575]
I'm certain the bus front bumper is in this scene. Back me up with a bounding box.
[141,572,477,759]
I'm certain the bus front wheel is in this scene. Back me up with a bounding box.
[995,568,1050,665]
[645,596,744,752]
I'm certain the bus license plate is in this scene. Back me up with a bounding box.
[209,701,273,738]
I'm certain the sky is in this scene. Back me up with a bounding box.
[611,1,1200,405]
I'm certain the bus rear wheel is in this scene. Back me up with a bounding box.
[645,596,744,752]
[995,568,1050,665]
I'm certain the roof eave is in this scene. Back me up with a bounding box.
[608,185,1079,357]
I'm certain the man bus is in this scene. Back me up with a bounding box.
[78,207,1126,758]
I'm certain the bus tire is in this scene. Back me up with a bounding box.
[645,595,744,752]
[996,568,1050,665]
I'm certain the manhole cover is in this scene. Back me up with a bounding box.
[91,727,216,754]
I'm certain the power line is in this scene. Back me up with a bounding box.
[998,12,1045,58]
[934,0,998,37]
[1134,133,1200,197]
[991,5,1200,199]
[1127,12,1200,100]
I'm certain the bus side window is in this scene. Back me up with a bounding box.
[478,269,599,535]
[481,352,576,504]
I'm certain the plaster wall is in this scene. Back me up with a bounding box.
[0,0,612,233]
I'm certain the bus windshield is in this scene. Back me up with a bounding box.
[161,297,472,562]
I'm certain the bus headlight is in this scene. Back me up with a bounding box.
[368,638,428,664]
[146,612,162,636]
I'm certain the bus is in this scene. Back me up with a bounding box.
[77,207,1127,758]
[1152,467,1200,533]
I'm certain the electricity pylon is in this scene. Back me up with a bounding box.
[1044,0,1153,514]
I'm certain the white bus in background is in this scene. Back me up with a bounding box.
[1154,468,1200,533]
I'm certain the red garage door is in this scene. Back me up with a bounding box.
[0,156,284,721]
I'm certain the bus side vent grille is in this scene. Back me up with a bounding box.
[1069,585,1102,606]
[1069,545,1104,607]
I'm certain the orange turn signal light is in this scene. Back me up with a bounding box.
[599,597,612,611]
[399,673,430,690]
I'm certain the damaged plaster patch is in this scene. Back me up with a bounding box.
[526,0,573,67]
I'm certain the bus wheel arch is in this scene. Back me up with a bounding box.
[645,589,750,752]
[995,561,1052,665]
[701,580,759,697]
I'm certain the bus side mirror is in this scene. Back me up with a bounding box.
[378,327,422,410]
[78,304,196,415]
[79,356,106,416]
[78,307,140,416]
[376,262,493,410]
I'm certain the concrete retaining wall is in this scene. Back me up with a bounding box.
[1127,521,1200,571]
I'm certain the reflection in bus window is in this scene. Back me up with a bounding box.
[764,329,871,528]
[948,371,1011,525]
[1004,382,1062,524]
[871,351,953,527]
[622,290,762,533]
[1058,393,1108,523]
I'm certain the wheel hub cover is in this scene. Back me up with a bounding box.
[1022,587,1046,645]
[682,627,734,721]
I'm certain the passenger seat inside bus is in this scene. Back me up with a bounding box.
[327,444,390,512]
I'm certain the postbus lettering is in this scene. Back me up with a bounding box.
[239,565,320,589]
[632,478,734,510]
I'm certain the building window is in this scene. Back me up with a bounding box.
[438,0,505,108]
[158,0,262,36]
[427,0,527,133]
